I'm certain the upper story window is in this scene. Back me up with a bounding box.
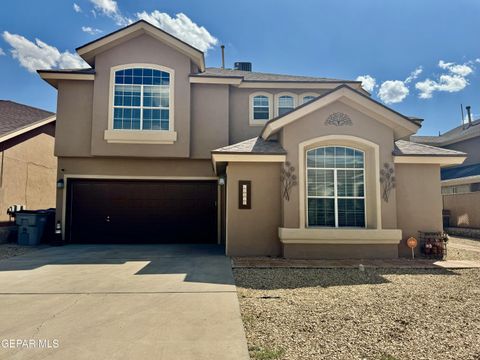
[113,67,171,131]
[306,146,366,228]
[301,93,318,104]
[277,95,296,116]
[249,92,273,126]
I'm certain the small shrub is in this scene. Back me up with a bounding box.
[249,346,285,360]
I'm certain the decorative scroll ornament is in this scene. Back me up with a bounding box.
[325,112,353,126]
[281,161,297,201]
[380,163,396,202]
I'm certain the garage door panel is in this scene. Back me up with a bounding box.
[66,179,217,244]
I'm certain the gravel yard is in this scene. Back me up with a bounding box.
[448,236,480,261]
[235,266,480,360]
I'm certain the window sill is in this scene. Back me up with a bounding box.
[278,227,402,245]
[104,129,177,144]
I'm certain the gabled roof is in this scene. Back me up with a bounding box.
[76,20,206,71]
[0,100,55,142]
[192,67,359,83]
[393,140,466,157]
[411,119,480,146]
[212,137,286,155]
[261,84,421,140]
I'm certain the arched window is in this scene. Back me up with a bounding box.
[253,95,270,120]
[301,95,317,104]
[306,146,365,227]
[113,67,171,130]
[277,95,295,116]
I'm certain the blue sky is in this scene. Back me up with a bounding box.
[0,0,479,135]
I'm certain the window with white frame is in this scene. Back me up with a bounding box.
[277,95,295,116]
[306,146,366,227]
[252,95,270,121]
[113,67,171,130]
[301,95,317,104]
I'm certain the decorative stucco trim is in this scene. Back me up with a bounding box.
[37,72,94,88]
[278,227,402,245]
[107,63,175,141]
[249,92,274,126]
[104,129,177,144]
[298,135,382,230]
[189,76,242,85]
[441,175,480,186]
[212,153,286,163]
[393,156,466,166]
[325,112,353,126]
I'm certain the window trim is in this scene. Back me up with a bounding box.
[300,92,319,105]
[274,92,298,117]
[298,135,382,230]
[306,146,367,228]
[249,92,273,126]
[105,63,176,144]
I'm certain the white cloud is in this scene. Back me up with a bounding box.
[415,75,468,99]
[82,26,102,35]
[0,48,5,56]
[404,66,423,84]
[136,11,218,52]
[2,31,88,72]
[378,80,409,104]
[89,0,129,25]
[438,60,473,76]
[73,3,82,12]
[356,75,376,92]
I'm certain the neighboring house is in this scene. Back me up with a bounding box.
[0,100,57,222]
[38,20,466,258]
[412,112,480,230]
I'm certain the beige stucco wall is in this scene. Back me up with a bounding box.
[443,192,480,229]
[229,88,331,144]
[56,156,215,225]
[55,81,93,157]
[91,33,192,158]
[191,83,229,158]
[0,132,56,221]
[283,244,398,259]
[226,162,282,256]
[280,100,397,230]
[395,164,443,257]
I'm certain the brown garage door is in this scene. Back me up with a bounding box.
[66,179,217,244]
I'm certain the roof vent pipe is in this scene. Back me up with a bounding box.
[221,45,225,69]
[466,105,472,127]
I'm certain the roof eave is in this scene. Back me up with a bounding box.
[0,115,56,144]
[37,70,95,89]
[393,155,467,166]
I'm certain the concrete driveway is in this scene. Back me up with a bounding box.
[0,245,249,360]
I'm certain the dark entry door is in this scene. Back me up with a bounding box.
[66,179,217,244]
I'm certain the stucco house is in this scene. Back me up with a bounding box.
[0,100,56,235]
[38,20,466,258]
[413,108,480,233]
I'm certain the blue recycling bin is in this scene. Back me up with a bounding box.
[15,211,49,246]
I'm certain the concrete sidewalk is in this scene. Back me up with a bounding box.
[0,245,249,360]
[232,257,480,269]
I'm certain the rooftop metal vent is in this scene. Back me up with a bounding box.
[234,62,252,72]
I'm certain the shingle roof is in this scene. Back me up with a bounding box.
[0,100,55,138]
[212,137,286,154]
[441,163,480,181]
[193,67,359,83]
[411,119,480,146]
[393,140,466,157]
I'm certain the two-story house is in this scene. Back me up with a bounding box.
[38,20,466,258]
